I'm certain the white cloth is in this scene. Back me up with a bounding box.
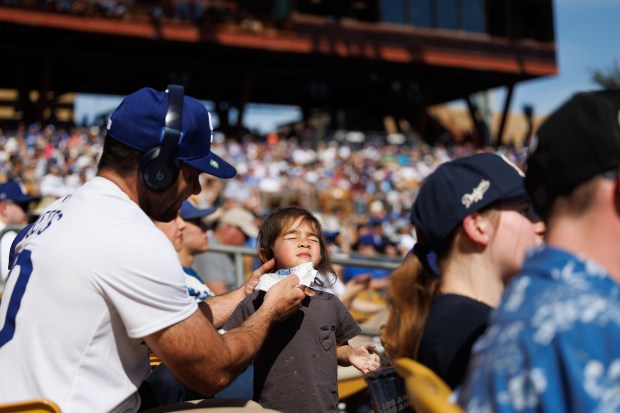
[0,177,197,413]
[255,262,317,292]
[312,272,346,296]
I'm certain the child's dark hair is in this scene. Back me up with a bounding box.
[258,206,336,287]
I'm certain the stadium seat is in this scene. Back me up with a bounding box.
[393,358,464,413]
[0,398,61,413]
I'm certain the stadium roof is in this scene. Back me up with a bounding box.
[0,4,556,143]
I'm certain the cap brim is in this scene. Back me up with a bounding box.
[238,223,259,238]
[183,152,237,179]
[181,205,217,220]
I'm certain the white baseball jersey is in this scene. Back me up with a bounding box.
[0,177,197,413]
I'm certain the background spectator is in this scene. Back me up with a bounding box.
[0,180,39,285]
[194,206,259,294]
[382,152,544,389]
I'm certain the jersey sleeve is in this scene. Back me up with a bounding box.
[85,222,197,339]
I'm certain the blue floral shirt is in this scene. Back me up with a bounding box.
[458,245,620,412]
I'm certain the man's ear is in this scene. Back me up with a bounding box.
[461,212,492,246]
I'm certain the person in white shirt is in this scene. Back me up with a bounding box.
[0,86,306,413]
[0,180,39,285]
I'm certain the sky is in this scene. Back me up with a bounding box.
[75,0,620,133]
[492,0,620,117]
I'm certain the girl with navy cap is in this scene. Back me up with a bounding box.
[381,152,545,389]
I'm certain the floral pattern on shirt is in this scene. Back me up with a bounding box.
[458,246,620,413]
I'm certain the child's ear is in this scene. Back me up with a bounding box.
[259,248,272,263]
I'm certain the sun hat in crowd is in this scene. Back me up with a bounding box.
[179,200,216,221]
[219,207,259,238]
[525,89,620,215]
[106,87,236,179]
[410,152,526,248]
[0,181,40,205]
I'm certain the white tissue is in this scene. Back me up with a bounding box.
[255,262,318,292]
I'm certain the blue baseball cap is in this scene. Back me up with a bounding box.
[179,200,216,220]
[0,181,40,204]
[410,152,527,247]
[106,87,236,179]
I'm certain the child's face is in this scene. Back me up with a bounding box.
[272,217,322,269]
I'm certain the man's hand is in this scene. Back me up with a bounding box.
[259,274,305,322]
[243,258,275,296]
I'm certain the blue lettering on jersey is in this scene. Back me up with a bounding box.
[22,194,71,242]
[25,210,63,240]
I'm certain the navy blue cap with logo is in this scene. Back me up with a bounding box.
[410,152,527,249]
[0,181,40,205]
[106,87,236,179]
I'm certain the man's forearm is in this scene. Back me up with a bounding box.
[221,306,273,359]
[200,287,246,328]
[147,305,274,397]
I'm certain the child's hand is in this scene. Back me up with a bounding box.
[349,343,381,374]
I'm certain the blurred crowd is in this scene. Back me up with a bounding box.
[0,121,528,260]
[2,0,292,28]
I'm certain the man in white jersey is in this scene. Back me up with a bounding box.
[0,86,306,413]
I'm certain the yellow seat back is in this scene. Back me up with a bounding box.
[0,399,61,413]
[393,358,464,413]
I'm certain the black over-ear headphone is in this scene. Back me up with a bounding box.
[140,84,184,192]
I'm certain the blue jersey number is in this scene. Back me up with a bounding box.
[0,249,33,348]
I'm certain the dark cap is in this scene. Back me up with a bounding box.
[410,152,526,247]
[0,181,40,204]
[525,89,620,214]
[106,87,236,178]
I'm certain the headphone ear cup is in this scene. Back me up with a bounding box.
[140,84,184,193]
[140,146,179,192]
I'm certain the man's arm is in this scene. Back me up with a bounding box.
[200,259,274,328]
[144,273,305,396]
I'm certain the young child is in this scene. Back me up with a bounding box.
[223,206,381,413]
